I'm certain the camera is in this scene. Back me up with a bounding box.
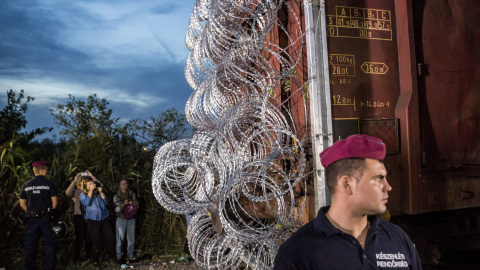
[93,180,103,187]
[80,172,88,176]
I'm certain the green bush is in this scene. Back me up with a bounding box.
[1,136,189,269]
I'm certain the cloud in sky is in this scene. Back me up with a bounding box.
[0,0,196,134]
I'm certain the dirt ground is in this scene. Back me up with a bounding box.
[102,259,203,270]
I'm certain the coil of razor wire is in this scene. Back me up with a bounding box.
[153,0,309,269]
[187,209,280,270]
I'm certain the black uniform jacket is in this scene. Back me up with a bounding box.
[273,206,422,270]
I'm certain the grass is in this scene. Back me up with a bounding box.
[0,137,189,269]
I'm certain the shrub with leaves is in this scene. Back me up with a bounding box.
[0,93,190,269]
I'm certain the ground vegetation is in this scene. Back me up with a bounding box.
[0,91,190,269]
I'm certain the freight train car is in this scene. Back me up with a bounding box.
[277,0,480,258]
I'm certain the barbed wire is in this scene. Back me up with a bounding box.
[152,0,310,268]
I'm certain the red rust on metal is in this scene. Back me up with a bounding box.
[276,0,480,216]
[412,0,480,213]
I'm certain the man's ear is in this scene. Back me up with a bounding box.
[339,175,354,195]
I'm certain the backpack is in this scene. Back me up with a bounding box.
[119,190,138,220]
[122,204,138,220]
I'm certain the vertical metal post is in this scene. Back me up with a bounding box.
[303,0,333,211]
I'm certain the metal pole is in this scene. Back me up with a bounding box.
[303,0,333,211]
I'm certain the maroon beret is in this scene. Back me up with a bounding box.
[320,134,386,168]
[32,161,49,167]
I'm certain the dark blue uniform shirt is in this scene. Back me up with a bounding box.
[20,175,58,210]
[20,175,58,270]
[273,206,422,270]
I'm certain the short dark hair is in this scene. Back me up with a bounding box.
[325,158,366,194]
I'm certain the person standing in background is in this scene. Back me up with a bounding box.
[66,171,97,265]
[19,161,58,270]
[113,179,139,263]
[80,176,115,269]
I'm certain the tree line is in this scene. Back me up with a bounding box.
[0,89,190,269]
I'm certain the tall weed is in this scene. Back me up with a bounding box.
[0,136,188,269]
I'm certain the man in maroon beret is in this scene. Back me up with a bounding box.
[20,161,58,270]
[274,134,422,269]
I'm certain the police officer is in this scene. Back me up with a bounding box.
[273,135,422,269]
[19,161,58,270]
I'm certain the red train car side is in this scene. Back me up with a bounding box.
[278,0,480,252]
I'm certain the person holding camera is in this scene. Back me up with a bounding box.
[66,171,97,265]
[113,179,139,263]
[19,161,58,270]
[80,175,115,268]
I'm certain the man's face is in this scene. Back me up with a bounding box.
[351,159,392,215]
[120,180,128,191]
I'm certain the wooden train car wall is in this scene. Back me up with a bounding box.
[323,0,480,215]
[323,0,406,216]
[411,0,480,214]
[278,0,480,218]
